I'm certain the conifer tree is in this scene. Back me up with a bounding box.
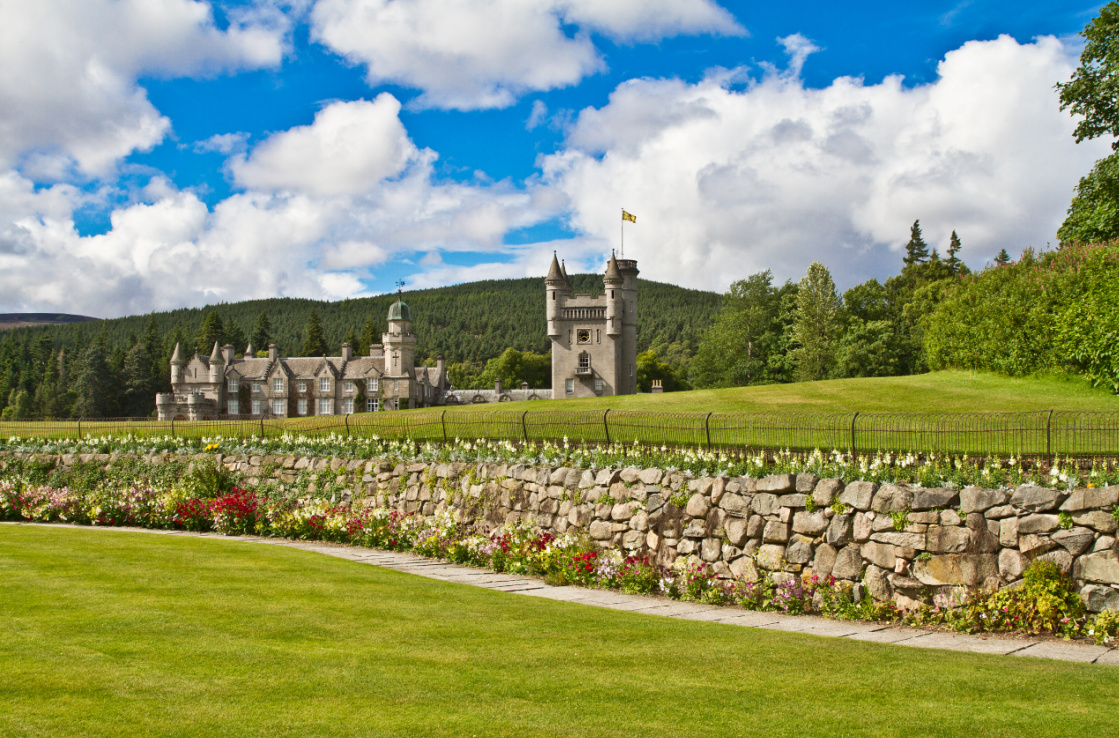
[903,220,930,266]
[994,248,1012,266]
[122,342,155,417]
[301,310,328,357]
[789,262,841,382]
[225,318,247,354]
[73,342,112,418]
[360,317,379,351]
[195,312,225,354]
[946,231,963,273]
[251,312,272,351]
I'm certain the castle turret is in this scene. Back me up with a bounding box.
[545,252,568,337]
[170,342,185,386]
[245,341,255,358]
[208,341,225,384]
[615,256,639,395]
[383,297,416,377]
[604,252,623,337]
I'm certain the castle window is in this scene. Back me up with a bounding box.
[318,398,332,415]
[345,380,355,393]
[343,398,354,414]
[252,381,261,393]
[273,378,283,393]
[367,398,379,412]
[251,399,261,415]
[297,381,307,392]
[552,291,555,300]
[228,399,239,415]
[319,377,330,392]
[596,329,600,343]
[611,290,614,298]
[565,379,574,394]
[367,377,379,392]
[594,378,604,395]
[577,352,591,373]
[297,398,307,415]
[228,378,238,392]
[272,399,285,415]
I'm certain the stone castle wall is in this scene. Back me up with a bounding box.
[10,452,1119,612]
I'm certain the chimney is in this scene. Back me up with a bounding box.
[223,344,235,364]
[521,381,529,390]
[341,343,352,361]
[651,379,664,394]
[495,377,503,393]
[369,343,383,358]
[268,344,279,361]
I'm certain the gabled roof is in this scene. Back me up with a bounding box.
[230,357,271,380]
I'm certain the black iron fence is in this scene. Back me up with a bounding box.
[3,409,1119,461]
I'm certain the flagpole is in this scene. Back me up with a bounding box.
[620,208,624,257]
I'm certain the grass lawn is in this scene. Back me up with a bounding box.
[1,526,1116,737]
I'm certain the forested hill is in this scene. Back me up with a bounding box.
[0,276,720,365]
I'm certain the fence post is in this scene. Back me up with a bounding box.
[441,409,448,443]
[850,412,859,456]
[77,417,82,440]
[1046,409,1053,465]
[521,410,528,442]
[260,416,265,439]
[170,417,174,439]
[603,409,611,445]
[344,413,350,438]
[705,412,712,449]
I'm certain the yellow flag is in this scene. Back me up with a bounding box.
[621,210,636,223]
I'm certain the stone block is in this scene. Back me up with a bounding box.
[611,502,634,521]
[1018,533,1056,556]
[985,505,1016,519]
[853,512,872,542]
[1017,514,1060,535]
[630,510,649,532]
[1010,484,1063,513]
[826,514,852,546]
[999,517,1019,548]
[719,493,749,517]
[910,487,958,510]
[959,487,1009,513]
[912,553,999,587]
[1081,584,1119,613]
[999,549,1027,580]
[796,473,819,493]
[812,543,838,578]
[588,520,613,540]
[861,541,897,569]
[1060,486,1119,512]
[751,493,779,516]
[872,484,914,512]
[763,520,790,543]
[685,494,710,519]
[1051,527,1094,556]
[756,544,785,570]
[870,531,925,549]
[726,518,749,547]
[710,477,727,506]
[839,481,877,511]
[1094,536,1116,552]
[701,537,722,562]
[785,535,814,564]
[1076,551,1119,585]
[778,493,808,508]
[757,474,796,494]
[1072,511,1118,534]
[865,564,892,602]
[683,519,706,539]
[940,509,962,526]
[792,510,829,536]
[926,525,970,554]
[638,468,663,485]
[813,478,843,507]
[747,515,765,538]
[730,555,759,581]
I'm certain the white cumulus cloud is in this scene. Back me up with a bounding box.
[542,34,1112,291]
[0,0,287,177]
[310,0,742,109]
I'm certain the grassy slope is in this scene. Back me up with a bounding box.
[2,526,1117,738]
[442,370,1119,416]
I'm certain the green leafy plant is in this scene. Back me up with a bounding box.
[890,509,909,531]
[1059,511,1074,530]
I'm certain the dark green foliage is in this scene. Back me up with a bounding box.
[122,342,155,418]
[690,271,796,388]
[73,342,115,418]
[994,249,1012,266]
[250,312,272,350]
[946,231,964,274]
[1057,153,1119,244]
[451,348,551,390]
[1057,2,1119,150]
[300,310,328,357]
[833,320,898,379]
[789,262,841,382]
[195,312,225,354]
[903,220,929,266]
[636,350,689,392]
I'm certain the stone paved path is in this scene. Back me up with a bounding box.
[7,521,1117,666]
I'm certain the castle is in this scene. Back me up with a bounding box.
[156,255,638,419]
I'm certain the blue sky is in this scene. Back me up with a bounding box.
[0,1,1110,317]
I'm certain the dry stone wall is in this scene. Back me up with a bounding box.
[13,452,1119,612]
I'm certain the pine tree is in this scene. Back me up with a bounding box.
[946,230,963,273]
[994,248,1012,266]
[195,312,225,354]
[360,317,379,351]
[301,310,328,357]
[122,342,155,417]
[73,342,112,418]
[225,318,247,354]
[251,312,272,351]
[344,328,361,354]
[903,220,930,266]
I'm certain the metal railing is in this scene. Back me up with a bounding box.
[2,409,1119,460]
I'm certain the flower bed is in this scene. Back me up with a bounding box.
[3,474,1118,645]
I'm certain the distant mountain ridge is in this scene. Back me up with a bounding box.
[0,313,100,331]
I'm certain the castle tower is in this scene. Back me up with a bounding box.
[208,341,225,385]
[383,296,416,408]
[548,254,638,399]
[170,342,185,387]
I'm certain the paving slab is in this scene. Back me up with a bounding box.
[902,632,1030,655]
[627,602,717,618]
[1013,641,1111,663]
[706,611,785,628]
[1092,649,1119,665]
[845,627,929,644]
[762,617,879,638]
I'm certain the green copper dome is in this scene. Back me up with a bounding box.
[387,298,411,322]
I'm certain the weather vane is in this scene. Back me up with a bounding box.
[395,279,406,299]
